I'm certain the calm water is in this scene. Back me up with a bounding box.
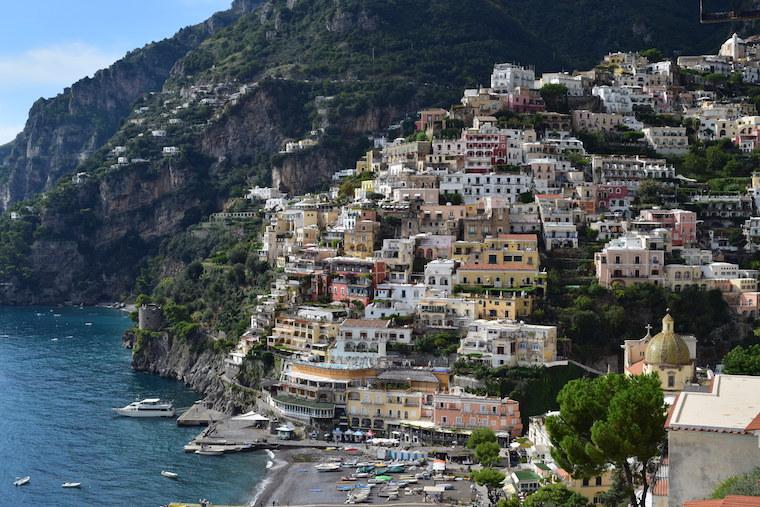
[0,306,268,507]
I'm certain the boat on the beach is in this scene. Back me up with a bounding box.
[315,463,342,472]
[161,471,179,479]
[346,488,372,504]
[13,476,30,486]
[62,482,81,488]
[112,398,175,418]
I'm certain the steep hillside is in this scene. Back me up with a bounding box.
[0,1,263,210]
[0,0,745,304]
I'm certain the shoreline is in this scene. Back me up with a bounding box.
[250,449,294,507]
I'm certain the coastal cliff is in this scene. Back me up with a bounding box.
[126,328,264,413]
[0,5,260,211]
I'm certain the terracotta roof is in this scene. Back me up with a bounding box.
[745,412,760,431]
[340,319,390,329]
[651,478,668,497]
[684,496,760,507]
[458,263,538,271]
[626,359,646,376]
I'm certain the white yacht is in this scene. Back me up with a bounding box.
[112,398,175,418]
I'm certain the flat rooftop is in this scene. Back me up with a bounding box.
[667,375,760,433]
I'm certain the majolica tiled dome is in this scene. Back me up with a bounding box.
[645,312,691,366]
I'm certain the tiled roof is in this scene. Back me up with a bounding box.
[341,319,390,328]
[626,359,646,376]
[745,412,760,431]
[684,497,760,507]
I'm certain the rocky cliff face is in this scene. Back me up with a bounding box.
[0,3,260,211]
[127,329,262,413]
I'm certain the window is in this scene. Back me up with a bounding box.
[595,476,603,486]
[582,478,590,487]
[668,374,675,388]
[615,256,621,264]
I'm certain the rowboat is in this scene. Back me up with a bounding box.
[314,463,341,472]
[161,471,179,479]
[62,482,81,488]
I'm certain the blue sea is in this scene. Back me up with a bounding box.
[0,306,268,507]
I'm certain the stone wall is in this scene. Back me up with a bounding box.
[668,429,760,506]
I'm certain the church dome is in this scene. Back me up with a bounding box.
[644,313,691,366]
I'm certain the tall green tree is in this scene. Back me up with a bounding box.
[475,441,502,467]
[722,344,760,376]
[546,374,666,507]
[467,427,498,449]
[523,484,591,507]
[471,467,505,505]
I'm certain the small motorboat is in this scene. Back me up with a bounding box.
[161,471,179,479]
[195,448,224,456]
[14,476,30,486]
[314,463,341,472]
[62,482,81,488]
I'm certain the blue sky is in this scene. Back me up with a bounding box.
[0,0,231,144]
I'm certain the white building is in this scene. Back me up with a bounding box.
[457,319,558,367]
[643,126,689,155]
[593,86,633,114]
[538,72,585,96]
[329,319,412,366]
[439,172,531,204]
[248,186,284,201]
[424,259,457,294]
[364,282,426,319]
[666,375,760,507]
[491,63,536,94]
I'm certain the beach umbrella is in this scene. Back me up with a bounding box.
[366,430,375,437]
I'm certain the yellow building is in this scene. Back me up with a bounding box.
[464,291,534,320]
[343,220,379,259]
[556,468,614,505]
[268,314,341,360]
[345,369,447,433]
[454,264,547,295]
[452,234,540,268]
[356,148,381,174]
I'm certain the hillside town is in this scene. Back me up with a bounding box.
[128,34,760,507]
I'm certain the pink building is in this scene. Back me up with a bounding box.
[505,87,545,114]
[595,184,631,214]
[737,292,760,318]
[630,209,698,247]
[432,391,522,437]
[594,232,666,288]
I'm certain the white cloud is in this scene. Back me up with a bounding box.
[0,42,119,90]
[0,124,23,145]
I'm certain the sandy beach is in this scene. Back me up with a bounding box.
[250,448,476,507]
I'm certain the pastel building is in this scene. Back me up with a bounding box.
[329,319,412,367]
[433,389,522,437]
[622,312,696,392]
[458,319,558,367]
[594,232,667,288]
[629,209,698,247]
